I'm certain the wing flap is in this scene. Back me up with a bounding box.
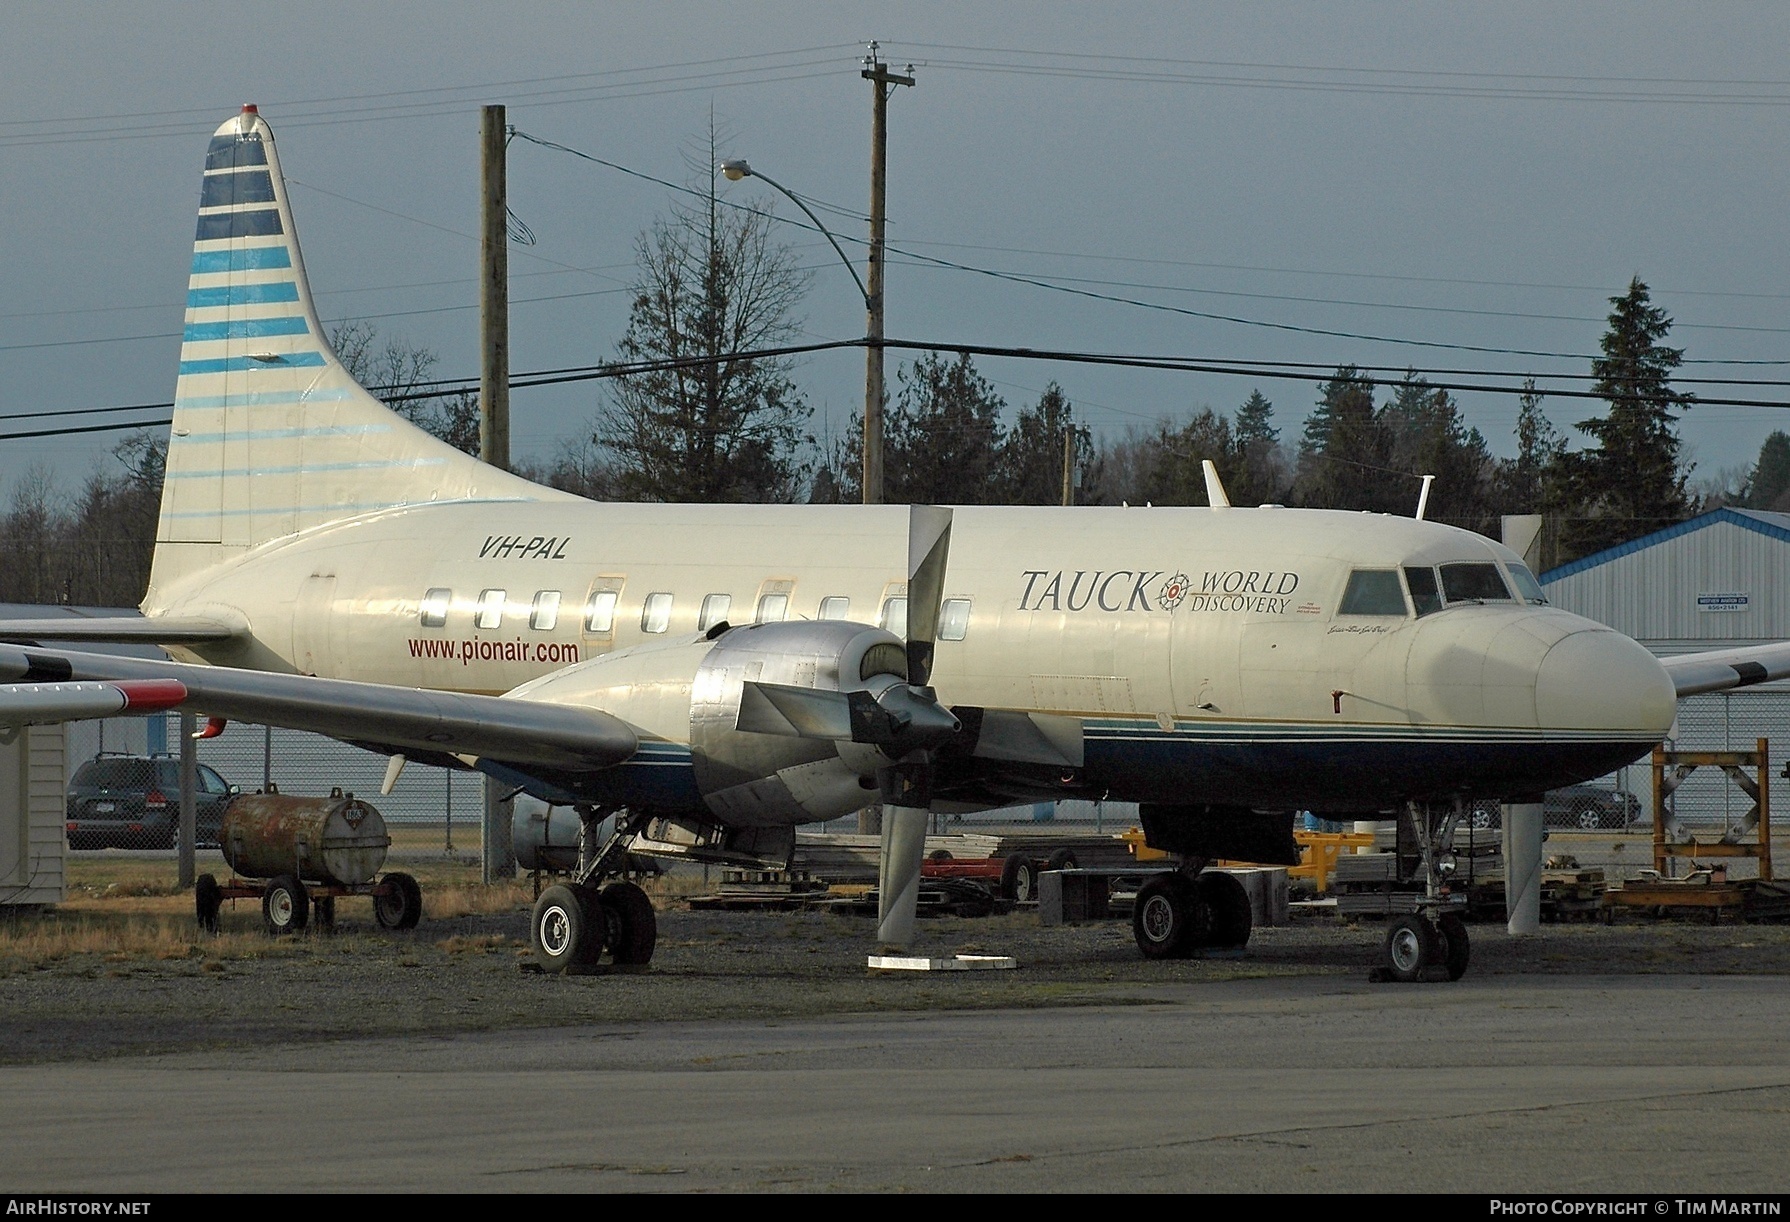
[0,643,636,771]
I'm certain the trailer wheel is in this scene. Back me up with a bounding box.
[532,884,603,973]
[1046,848,1078,872]
[194,873,222,933]
[600,881,658,966]
[999,853,1039,902]
[262,875,309,936]
[374,872,423,931]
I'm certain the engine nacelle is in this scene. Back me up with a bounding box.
[504,620,910,825]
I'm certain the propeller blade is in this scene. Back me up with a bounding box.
[875,762,933,946]
[905,505,953,688]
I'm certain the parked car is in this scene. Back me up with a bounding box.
[65,754,237,850]
[1467,785,1642,832]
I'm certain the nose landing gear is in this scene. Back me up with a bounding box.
[1374,800,1472,983]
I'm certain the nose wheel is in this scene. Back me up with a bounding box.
[1376,800,1473,983]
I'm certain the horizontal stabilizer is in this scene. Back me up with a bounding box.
[0,643,637,772]
[1661,643,1790,698]
[0,616,243,645]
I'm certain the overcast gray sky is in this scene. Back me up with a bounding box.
[6,2,1790,503]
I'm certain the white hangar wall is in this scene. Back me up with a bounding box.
[1541,508,1790,828]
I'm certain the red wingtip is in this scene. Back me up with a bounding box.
[114,679,188,713]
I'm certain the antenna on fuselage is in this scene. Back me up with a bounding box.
[1415,474,1435,520]
[1202,460,1231,510]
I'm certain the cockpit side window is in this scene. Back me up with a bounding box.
[1404,567,1443,617]
[1338,570,1408,616]
[1440,562,1513,604]
[1505,563,1548,605]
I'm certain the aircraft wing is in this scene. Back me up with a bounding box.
[1661,642,1790,698]
[0,678,188,730]
[0,643,637,772]
[0,615,244,645]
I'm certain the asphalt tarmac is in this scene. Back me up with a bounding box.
[4,971,1787,1194]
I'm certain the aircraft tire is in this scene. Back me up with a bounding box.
[1197,871,1253,949]
[1384,915,1439,983]
[999,853,1039,902]
[1439,913,1470,981]
[262,875,309,936]
[194,873,222,933]
[375,872,423,931]
[1132,873,1206,959]
[599,881,657,965]
[533,884,603,973]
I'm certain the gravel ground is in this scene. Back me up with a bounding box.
[5,898,1789,1067]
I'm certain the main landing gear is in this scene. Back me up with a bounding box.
[1375,800,1471,983]
[1131,864,1254,959]
[530,807,658,974]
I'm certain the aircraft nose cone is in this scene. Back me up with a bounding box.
[1534,628,1675,737]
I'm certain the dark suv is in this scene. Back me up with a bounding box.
[65,755,237,850]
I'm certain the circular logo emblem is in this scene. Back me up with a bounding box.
[1157,572,1191,610]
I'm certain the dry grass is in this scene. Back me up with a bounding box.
[0,909,309,973]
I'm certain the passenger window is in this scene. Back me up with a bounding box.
[584,590,618,633]
[818,596,851,620]
[1506,563,1548,605]
[419,588,450,628]
[939,598,971,641]
[698,594,732,631]
[641,593,673,634]
[880,597,909,637]
[1404,567,1443,617]
[1440,563,1513,604]
[756,593,789,623]
[530,591,561,631]
[1338,571,1406,616]
[475,589,506,629]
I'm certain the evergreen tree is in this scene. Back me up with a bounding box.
[1002,382,1093,504]
[1745,431,1790,511]
[1296,367,1396,511]
[1382,371,1494,525]
[1562,278,1694,557]
[1229,389,1288,506]
[882,352,1008,503]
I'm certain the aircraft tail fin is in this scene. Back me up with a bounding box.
[148,106,566,606]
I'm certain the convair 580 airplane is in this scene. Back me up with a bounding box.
[5,107,1782,980]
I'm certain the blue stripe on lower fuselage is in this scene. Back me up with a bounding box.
[1078,728,1654,811]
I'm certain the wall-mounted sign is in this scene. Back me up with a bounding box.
[1697,592,1750,613]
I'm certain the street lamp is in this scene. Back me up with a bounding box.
[721,158,883,504]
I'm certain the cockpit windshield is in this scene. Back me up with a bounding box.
[1505,562,1548,605]
[1439,562,1514,604]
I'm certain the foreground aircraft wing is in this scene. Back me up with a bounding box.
[1661,642,1790,698]
[0,643,637,772]
[0,678,188,730]
[0,616,244,645]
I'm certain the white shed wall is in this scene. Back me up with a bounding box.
[1,723,66,906]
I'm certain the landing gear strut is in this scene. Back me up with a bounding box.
[529,806,659,973]
[1131,860,1254,959]
[1376,800,1471,983]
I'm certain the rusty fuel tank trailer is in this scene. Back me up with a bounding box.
[221,788,391,886]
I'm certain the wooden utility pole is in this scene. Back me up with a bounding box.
[1061,424,1076,507]
[861,45,913,506]
[479,104,510,472]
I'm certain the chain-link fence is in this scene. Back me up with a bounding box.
[60,689,1790,848]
